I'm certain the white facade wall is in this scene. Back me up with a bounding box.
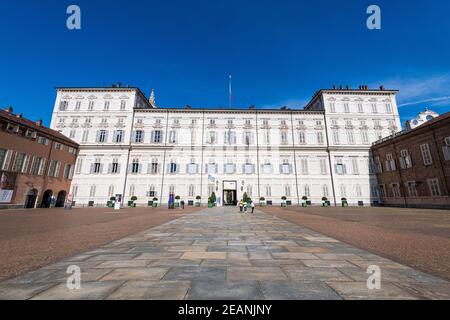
[50,87,401,207]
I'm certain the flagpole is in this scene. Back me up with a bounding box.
[229,75,232,110]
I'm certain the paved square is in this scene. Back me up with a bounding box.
[0,207,449,300]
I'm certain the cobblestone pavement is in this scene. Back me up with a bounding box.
[1,207,449,300]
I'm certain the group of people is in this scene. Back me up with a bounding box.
[238,200,255,214]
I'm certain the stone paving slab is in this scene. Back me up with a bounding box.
[0,207,449,300]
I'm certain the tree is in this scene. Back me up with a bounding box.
[243,192,250,203]
[210,192,216,203]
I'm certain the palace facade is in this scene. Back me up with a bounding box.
[50,85,401,207]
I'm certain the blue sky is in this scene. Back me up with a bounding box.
[1,0,449,126]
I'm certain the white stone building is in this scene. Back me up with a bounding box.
[50,85,401,207]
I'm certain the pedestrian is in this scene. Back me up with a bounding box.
[251,201,255,214]
[239,200,244,213]
[243,202,248,213]
[180,200,185,209]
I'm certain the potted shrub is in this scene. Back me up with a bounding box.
[281,196,287,207]
[152,197,158,208]
[175,195,180,208]
[195,195,201,207]
[130,196,137,207]
[322,197,328,207]
[341,198,348,207]
[107,196,115,208]
[302,196,308,207]
[208,196,213,208]
[259,197,266,207]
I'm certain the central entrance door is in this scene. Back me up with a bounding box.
[223,181,237,206]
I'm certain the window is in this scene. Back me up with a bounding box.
[361,130,369,144]
[12,153,26,172]
[169,130,177,143]
[304,185,310,197]
[299,131,306,144]
[69,130,76,138]
[114,130,124,143]
[386,153,396,171]
[443,137,450,161]
[88,101,94,111]
[243,163,254,174]
[104,101,110,110]
[420,143,433,165]
[148,185,156,197]
[346,130,355,144]
[120,101,126,110]
[131,159,140,174]
[335,158,346,175]
[316,132,324,145]
[356,184,362,197]
[89,185,96,197]
[110,159,120,174]
[406,182,418,197]
[206,163,217,174]
[48,160,61,178]
[340,184,347,198]
[63,164,74,179]
[188,185,195,197]
[344,103,350,113]
[72,185,78,197]
[243,132,253,145]
[379,185,386,198]
[285,185,291,197]
[329,103,336,113]
[300,158,308,174]
[262,162,272,174]
[266,185,272,197]
[129,184,136,197]
[150,159,159,174]
[108,185,115,198]
[322,184,329,197]
[428,179,441,196]
[134,130,144,143]
[391,184,401,197]
[55,143,63,150]
[351,158,359,175]
[75,101,81,110]
[399,150,412,169]
[225,131,236,145]
[385,103,392,114]
[357,103,364,113]
[208,131,217,144]
[151,130,162,143]
[375,156,383,173]
[319,158,328,174]
[91,158,102,174]
[371,103,378,113]
[38,137,48,145]
[97,130,107,143]
[332,130,340,144]
[187,161,198,174]
[75,158,83,174]
[280,132,288,145]
[82,130,89,143]
[169,162,178,174]
[59,101,68,111]
[225,163,235,174]
[264,130,271,144]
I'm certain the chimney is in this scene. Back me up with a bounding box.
[16,113,22,118]
[5,106,13,113]
[36,119,43,126]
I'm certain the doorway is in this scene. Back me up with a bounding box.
[55,191,67,208]
[25,189,38,209]
[223,190,237,206]
[40,189,53,208]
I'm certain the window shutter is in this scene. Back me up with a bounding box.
[128,164,132,173]
[104,131,109,143]
[242,164,245,174]
[39,158,46,175]
[95,130,100,142]
[2,150,13,170]
[141,131,145,142]
[138,164,142,174]
[279,164,283,174]
[108,164,112,174]
[116,164,121,173]
[22,155,30,173]
[132,131,136,142]
[289,164,293,174]
[90,163,94,174]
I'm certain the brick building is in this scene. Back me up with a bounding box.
[0,107,79,209]
[371,112,450,209]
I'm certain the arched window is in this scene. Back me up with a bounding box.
[266,185,272,197]
[89,185,96,197]
[108,185,115,198]
[129,184,135,196]
[322,184,329,197]
[304,185,310,197]
[340,185,347,198]
[356,184,362,197]
[285,185,291,197]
